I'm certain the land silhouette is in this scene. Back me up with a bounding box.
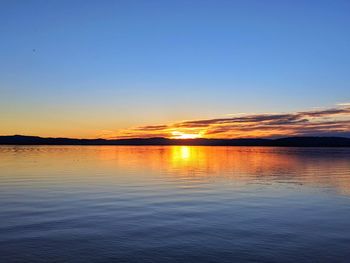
[1,135,350,147]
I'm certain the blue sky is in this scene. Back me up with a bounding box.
[1,0,350,137]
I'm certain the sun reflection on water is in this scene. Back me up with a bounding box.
[173,146,191,160]
[1,146,350,195]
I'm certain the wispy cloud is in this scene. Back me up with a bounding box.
[105,104,350,139]
[337,102,350,107]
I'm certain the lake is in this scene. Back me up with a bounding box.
[0,146,350,262]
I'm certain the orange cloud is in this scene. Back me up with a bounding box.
[104,104,350,139]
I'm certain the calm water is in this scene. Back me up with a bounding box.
[1,146,350,262]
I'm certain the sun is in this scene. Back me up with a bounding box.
[171,131,201,139]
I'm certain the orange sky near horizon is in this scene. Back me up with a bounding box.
[2,104,349,139]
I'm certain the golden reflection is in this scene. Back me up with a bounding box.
[1,146,350,195]
[172,146,191,161]
[96,146,350,195]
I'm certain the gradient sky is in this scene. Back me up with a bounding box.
[1,0,350,138]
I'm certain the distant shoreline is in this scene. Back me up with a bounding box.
[1,135,350,147]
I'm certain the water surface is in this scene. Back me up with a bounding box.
[1,146,350,262]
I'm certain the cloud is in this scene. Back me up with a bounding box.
[105,104,350,139]
[298,107,350,117]
[337,102,350,107]
[135,125,169,131]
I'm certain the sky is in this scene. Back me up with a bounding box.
[1,0,350,138]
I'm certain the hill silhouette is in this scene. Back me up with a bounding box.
[0,135,350,147]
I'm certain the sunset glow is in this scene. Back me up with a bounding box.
[106,105,350,139]
[171,131,201,139]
